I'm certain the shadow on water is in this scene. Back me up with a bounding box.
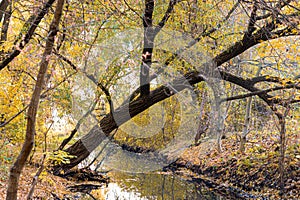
[98,171,224,200]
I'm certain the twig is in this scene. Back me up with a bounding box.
[0,105,29,128]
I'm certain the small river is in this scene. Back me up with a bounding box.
[96,171,224,200]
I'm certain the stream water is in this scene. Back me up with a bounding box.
[96,171,224,200]
[74,136,226,199]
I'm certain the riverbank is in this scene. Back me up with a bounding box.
[173,132,300,199]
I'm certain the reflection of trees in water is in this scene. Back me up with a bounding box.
[107,172,222,200]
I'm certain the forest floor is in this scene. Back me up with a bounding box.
[0,162,78,199]
[0,163,110,199]
[0,131,299,199]
[0,166,63,198]
[177,131,300,199]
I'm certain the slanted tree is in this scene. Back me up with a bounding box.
[0,0,299,191]
[51,0,300,172]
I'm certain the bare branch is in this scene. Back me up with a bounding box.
[53,51,114,113]
[157,0,178,29]
[244,1,258,39]
[0,105,29,128]
[58,94,99,150]
[123,0,143,20]
[220,84,300,103]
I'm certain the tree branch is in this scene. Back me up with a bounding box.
[157,0,178,29]
[0,0,56,71]
[0,105,29,128]
[220,83,300,103]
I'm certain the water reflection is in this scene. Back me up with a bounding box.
[103,183,149,200]
[99,171,223,200]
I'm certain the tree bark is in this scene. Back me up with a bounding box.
[0,0,9,22]
[140,0,154,96]
[0,0,11,43]
[0,2,11,42]
[6,0,64,199]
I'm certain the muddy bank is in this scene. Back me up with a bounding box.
[164,155,299,199]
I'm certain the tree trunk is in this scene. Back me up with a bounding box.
[0,0,9,22]
[216,103,223,153]
[0,0,11,42]
[6,1,64,199]
[239,135,246,152]
[277,105,291,193]
[140,0,155,96]
[239,96,252,153]
[53,74,205,173]
[239,67,261,152]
